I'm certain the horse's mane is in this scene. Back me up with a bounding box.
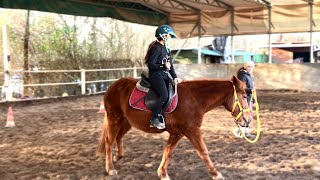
[181,78,247,95]
[180,79,233,90]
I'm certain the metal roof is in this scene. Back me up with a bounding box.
[0,0,319,38]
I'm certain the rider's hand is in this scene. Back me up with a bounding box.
[165,61,171,70]
[174,78,182,84]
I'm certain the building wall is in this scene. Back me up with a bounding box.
[173,51,194,64]
[172,50,203,64]
[174,63,320,92]
[272,48,293,63]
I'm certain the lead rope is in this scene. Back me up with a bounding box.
[237,89,261,143]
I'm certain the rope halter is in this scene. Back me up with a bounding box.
[231,86,251,126]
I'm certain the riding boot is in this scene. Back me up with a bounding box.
[160,110,166,122]
[244,127,256,139]
[149,114,165,129]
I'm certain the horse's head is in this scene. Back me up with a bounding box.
[225,76,252,127]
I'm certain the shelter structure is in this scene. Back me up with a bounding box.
[1,0,320,63]
[265,43,320,63]
[171,47,267,64]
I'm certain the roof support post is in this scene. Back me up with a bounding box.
[197,12,202,64]
[267,4,272,64]
[197,36,201,64]
[309,0,314,63]
[231,36,235,63]
[173,24,197,61]
[231,8,235,63]
[268,33,272,63]
[259,0,273,63]
[310,31,313,63]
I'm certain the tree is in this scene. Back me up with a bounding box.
[23,10,30,84]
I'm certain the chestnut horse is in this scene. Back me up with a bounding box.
[97,76,251,180]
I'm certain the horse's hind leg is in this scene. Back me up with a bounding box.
[114,120,132,162]
[104,113,123,175]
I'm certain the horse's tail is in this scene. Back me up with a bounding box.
[96,113,108,156]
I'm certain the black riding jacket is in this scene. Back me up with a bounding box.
[238,67,254,94]
[147,41,177,80]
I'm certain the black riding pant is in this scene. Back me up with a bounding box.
[149,75,169,118]
[246,93,253,128]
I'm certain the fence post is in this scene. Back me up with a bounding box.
[2,25,12,101]
[81,69,86,94]
[133,66,137,78]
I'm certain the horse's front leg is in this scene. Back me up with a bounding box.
[114,121,132,162]
[184,128,224,180]
[157,133,184,180]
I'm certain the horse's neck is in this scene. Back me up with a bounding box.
[188,80,232,112]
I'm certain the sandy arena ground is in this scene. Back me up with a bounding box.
[0,90,320,180]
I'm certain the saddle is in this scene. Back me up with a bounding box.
[136,72,176,112]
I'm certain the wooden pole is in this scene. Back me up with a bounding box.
[81,69,86,94]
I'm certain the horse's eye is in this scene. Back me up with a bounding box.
[243,96,247,99]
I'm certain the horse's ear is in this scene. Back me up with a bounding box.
[232,76,239,87]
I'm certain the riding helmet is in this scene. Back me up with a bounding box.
[155,25,177,39]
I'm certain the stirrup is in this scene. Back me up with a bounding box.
[149,114,166,129]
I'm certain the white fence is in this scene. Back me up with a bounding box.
[0,67,147,102]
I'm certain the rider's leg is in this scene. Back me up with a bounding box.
[149,76,168,129]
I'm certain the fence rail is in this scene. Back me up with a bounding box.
[0,67,147,102]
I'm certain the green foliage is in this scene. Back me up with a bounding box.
[0,10,155,72]
[0,10,157,96]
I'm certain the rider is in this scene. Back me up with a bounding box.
[144,25,182,129]
[233,60,256,138]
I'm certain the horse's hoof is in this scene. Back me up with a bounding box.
[113,155,123,163]
[212,172,224,180]
[108,169,118,176]
[158,170,171,180]
[160,176,171,180]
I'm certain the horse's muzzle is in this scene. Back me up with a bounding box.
[236,116,251,127]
